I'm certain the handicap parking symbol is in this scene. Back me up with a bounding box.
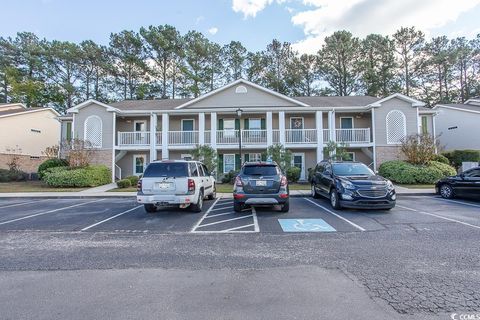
[278,219,336,232]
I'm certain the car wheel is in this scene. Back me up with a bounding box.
[190,190,204,212]
[311,184,320,199]
[330,189,342,210]
[233,202,243,213]
[280,200,289,212]
[207,184,216,200]
[144,204,156,213]
[440,184,454,199]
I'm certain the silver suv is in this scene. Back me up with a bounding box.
[137,160,216,213]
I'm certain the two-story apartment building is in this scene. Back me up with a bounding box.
[60,79,435,182]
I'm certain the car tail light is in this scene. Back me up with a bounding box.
[280,176,288,187]
[188,178,195,192]
[136,179,142,191]
[235,176,243,187]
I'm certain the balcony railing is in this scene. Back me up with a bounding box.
[169,131,199,145]
[118,131,150,146]
[117,128,371,146]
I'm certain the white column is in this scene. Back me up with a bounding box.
[210,112,217,148]
[279,111,285,145]
[315,111,324,163]
[328,110,336,142]
[371,108,377,171]
[199,113,205,145]
[266,112,273,146]
[162,113,169,160]
[111,112,116,182]
[150,113,157,162]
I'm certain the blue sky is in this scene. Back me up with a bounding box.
[1,0,480,53]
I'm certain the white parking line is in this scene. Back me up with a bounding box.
[81,205,143,231]
[397,204,480,230]
[190,197,220,232]
[252,207,260,232]
[195,215,253,228]
[0,199,106,226]
[222,224,255,232]
[209,206,234,212]
[303,198,366,232]
[434,197,480,208]
[204,211,236,219]
[0,199,50,210]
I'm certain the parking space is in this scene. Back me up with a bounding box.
[0,195,478,234]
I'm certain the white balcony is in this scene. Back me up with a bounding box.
[169,131,199,145]
[335,128,371,143]
[118,131,150,146]
[285,129,317,144]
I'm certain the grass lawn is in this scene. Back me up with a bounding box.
[397,184,435,189]
[0,181,87,193]
[109,183,311,194]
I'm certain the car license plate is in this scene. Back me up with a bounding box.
[256,180,267,187]
[157,182,171,190]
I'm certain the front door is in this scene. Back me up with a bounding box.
[134,120,147,144]
[292,153,305,180]
[133,155,146,176]
[290,117,304,143]
[182,119,194,144]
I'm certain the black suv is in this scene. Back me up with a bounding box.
[310,160,396,210]
[233,161,289,212]
[435,167,480,199]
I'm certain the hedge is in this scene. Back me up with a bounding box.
[286,166,301,183]
[43,165,111,187]
[442,150,480,168]
[38,158,69,180]
[124,175,139,186]
[116,179,132,188]
[379,160,456,184]
[431,154,450,165]
[0,169,28,182]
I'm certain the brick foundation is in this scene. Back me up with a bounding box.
[375,146,406,167]
[89,149,113,170]
[0,153,49,174]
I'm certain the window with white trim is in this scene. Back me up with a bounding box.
[249,153,261,162]
[84,115,103,148]
[386,110,407,144]
[224,119,236,137]
[223,154,235,173]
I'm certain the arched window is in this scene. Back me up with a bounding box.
[386,110,406,144]
[84,115,102,148]
[235,85,248,94]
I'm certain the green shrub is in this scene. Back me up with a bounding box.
[286,166,301,183]
[124,175,139,186]
[443,150,480,168]
[116,179,132,188]
[432,154,450,165]
[0,169,28,182]
[38,158,68,180]
[379,160,456,184]
[43,165,111,187]
[221,170,238,184]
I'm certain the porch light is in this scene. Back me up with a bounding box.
[236,108,243,117]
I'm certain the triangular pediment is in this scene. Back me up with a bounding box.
[176,79,309,109]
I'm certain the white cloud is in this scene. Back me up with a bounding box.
[208,27,219,35]
[232,0,289,18]
[291,0,480,54]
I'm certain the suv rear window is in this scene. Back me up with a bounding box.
[143,162,189,178]
[243,165,278,176]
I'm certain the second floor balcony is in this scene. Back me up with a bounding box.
[117,128,372,148]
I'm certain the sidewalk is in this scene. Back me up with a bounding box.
[0,187,433,198]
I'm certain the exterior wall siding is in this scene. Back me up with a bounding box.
[435,108,480,150]
[74,103,114,149]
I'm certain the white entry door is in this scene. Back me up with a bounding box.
[292,153,305,180]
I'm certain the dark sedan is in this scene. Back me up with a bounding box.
[310,160,396,210]
[436,167,480,199]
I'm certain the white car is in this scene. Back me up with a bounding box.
[136,160,216,213]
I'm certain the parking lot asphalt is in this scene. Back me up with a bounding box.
[0,195,480,319]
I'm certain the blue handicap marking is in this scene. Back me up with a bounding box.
[278,219,336,232]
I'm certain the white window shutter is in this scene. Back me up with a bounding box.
[84,116,103,148]
[386,110,406,144]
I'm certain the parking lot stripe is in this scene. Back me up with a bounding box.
[252,207,259,232]
[80,205,143,231]
[190,197,220,232]
[0,199,49,210]
[210,206,234,212]
[397,205,480,230]
[221,224,255,232]
[434,198,480,209]
[195,215,253,228]
[303,198,366,232]
[204,211,236,219]
[0,199,106,226]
